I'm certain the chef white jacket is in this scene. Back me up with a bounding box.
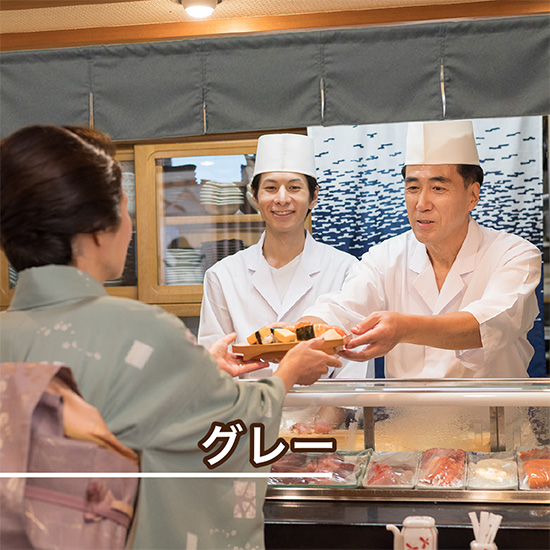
[199,231,373,378]
[303,219,541,379]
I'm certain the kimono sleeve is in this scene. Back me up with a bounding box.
[104,306,286,455]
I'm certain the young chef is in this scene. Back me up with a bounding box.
[198,132,373,379]
[300,120,541,378]
[0,125,341,550]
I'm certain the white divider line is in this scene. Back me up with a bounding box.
[1,472,332,479]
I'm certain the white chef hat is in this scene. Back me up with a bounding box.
[405,120,480,166]
[252,133,317,179]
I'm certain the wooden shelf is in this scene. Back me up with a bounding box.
[106,286,138,300]
[158,302,202,317]
[2,1,548,51]
[163,214,263,226]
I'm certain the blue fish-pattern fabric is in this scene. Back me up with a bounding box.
[308,117,542,255]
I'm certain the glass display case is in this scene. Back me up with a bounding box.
[134,139,265,316]
[264,379,549,550]
[268,379,550,504]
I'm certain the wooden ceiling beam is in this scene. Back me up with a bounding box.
[0,0,147,9]
[1,0,548,51]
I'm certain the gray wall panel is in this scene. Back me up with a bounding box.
[322,24,444,126]
[203,33,322,133]
[443,16,550,119]
[91,41,204,140]
[0,48,91,138]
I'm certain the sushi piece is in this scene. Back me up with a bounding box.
[273,328,297,343]
[320,328,343,341]
[246,326,273,345]
[295,324,315,341]
[313,324,346,338]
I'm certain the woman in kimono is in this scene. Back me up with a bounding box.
[198,133,373,380]
[0,125,341,550]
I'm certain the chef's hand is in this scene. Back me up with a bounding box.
[339,311,402,362]
[275,337,342,392]
[209,333,270,377]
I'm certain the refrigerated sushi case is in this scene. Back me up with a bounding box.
[264,379,550,550]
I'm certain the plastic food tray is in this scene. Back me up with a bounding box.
[268,450,371,488]
[467,451,518,490]
[362,451,421,489]
[416,448,467,489]
[516,446,550,491]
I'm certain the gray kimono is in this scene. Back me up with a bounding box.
[1,265,285,550]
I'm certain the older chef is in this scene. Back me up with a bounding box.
[199,133,372,378]
[301,120,541,378]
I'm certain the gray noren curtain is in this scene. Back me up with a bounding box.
[1,15,548,140]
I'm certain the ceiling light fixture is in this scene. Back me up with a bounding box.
[178,0,221,19]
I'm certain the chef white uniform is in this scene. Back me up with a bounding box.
[303,217,541,378]
[199,230,372,378]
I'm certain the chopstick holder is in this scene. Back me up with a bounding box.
[469,511,502,550]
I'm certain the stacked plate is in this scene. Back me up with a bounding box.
[199,180,244,215]
[164,184,206,216]
[164,248,204,285]
[201,239,246,272]
[8,265,18,287]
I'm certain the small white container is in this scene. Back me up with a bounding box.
[470,542,497,550]
[403,516,438,550]
[387,515,438,550]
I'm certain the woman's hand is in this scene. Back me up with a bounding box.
[275,337,342,391]
[209,333,270,377]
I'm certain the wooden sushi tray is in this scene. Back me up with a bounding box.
[232,335,351,361]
